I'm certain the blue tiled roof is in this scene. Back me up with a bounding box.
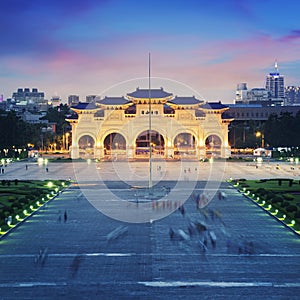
[200,102,228,110]
[169,96,202,105]
[66,114,78,120]
[228,104,262,108]
[127,87,173,99]
[221,113,234,119]
[71,102,98,110]
[98,96,131,105]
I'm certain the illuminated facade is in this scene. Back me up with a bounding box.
[66,88,232,160]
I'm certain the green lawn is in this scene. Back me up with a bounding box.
[231,178,300,233]
[0,179,70,233]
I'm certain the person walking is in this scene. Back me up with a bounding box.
[64,210,68,223]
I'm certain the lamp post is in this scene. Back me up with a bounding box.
[65,132,70,150]
[256,131,265,148]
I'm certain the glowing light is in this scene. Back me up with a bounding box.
[38,157,44,165]
[291,220,295,226]
[47,182,53,188]
[256,197,260,201]
[0,228,7,235]
[16,215,23,221]
[87,159,91,164]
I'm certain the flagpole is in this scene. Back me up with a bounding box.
[148,53,152,190]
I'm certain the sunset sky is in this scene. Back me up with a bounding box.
[1,0,300,103]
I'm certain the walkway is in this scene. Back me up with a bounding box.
[0,177,299,299]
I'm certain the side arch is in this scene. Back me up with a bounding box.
[76,134,96,159]
[204,134,223,158]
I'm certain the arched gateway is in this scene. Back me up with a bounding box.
[66,88,233,160]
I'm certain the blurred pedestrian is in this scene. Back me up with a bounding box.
[64,210,67,223]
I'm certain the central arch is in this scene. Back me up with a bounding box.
[174,132,196,158]
[135,130,165,157]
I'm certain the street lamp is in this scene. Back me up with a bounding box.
[256,131,265,148]
[65,132,70,150]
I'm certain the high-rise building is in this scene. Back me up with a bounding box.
[265,61,285,100]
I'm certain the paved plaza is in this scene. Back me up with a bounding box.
[0,160,300,299]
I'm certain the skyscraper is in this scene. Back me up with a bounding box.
[265,61,285,99]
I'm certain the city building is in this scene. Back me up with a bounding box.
[21,111,48,124]
[235,83,248,103]
[9,87,48,113]
[227,104,300,121]
[68,95,80,106]
[50,96,61,107]
[235,62,286,106]
[266,62,285,98]
[235,84,269,105]
[66,87,232,160]
[12,88,45,103]
[285,86,300,105]
[86,95,97,103]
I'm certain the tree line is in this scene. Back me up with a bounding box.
[228,111,300,149]
[0,104,71,155]
[264,111,300,147]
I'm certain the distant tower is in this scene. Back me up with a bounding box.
[265,60,285,99]
[235,83,248,103]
